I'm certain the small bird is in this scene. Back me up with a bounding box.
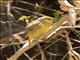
[19,16,54,43]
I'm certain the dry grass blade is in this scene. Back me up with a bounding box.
[65,31,80,60]
[37,44,47,60]
[8,40,39,60]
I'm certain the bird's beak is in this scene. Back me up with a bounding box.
[19,17,23,21]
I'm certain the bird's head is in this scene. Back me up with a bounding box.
[19,15,31,24]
